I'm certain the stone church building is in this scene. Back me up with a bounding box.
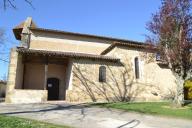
[5,17,176,103]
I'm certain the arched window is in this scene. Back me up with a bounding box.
[134,57,140,79]
[99,66,106,82]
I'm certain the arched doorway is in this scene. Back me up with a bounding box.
[47,78,59,100]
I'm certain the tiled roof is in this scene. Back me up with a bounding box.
[14,21,37,29]
[14,22,25,29]
[101,42,157,55]
[16,47,120,62]
[13,20,37,40]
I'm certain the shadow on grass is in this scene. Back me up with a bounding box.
[184,100,192,106]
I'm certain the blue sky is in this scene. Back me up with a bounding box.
[0,0,161,79]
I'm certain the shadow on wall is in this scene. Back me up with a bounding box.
[72,56,159,102]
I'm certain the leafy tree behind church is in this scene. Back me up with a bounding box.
[147,0,192,107]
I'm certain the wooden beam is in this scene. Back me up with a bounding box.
[22,55,26,89]
[23,55,68,65]
[22,63,26,89]
[44,57,48,90]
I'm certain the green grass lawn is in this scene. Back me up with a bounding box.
[92,102,192,120]
[0,115,72,128]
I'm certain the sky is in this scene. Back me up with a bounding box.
[0,0,161,79]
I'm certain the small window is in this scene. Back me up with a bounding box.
[99,66,106,82]
[134,57,140,79]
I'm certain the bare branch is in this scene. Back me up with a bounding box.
[0,28,5,44]
[7,0,16,9]
[0,58,9,63]
[3,0,35,10]
[3,0,6,10]
[24,0,35,10]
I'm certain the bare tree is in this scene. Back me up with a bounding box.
[0,0,35,62]
[0,28,9,63]
[0,28,5,44]
[2,0,34,10]
[147,0,192,107]
[1,74,7,81]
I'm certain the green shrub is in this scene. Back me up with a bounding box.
[184,79,192,100]
[184,80,192,88]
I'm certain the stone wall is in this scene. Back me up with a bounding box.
[108,46,177,99]
[7,89,47,104]
[6,48,18,103]
[5,49,48,103]
[66,47,177,102]
[30,30,111,54]
[15,54,24,89]
[66,60,115,102]
[23,63,45,90]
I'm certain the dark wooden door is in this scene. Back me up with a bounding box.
[47,78,59,100]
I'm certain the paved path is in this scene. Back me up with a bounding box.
[0,103,191,128]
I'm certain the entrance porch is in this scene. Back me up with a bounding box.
[6,48,73,103]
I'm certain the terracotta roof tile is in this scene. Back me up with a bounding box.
[101,42,157,55]
[14,20,37,29]
[16,47,120,62]
[13,20,37,40]
[14,21,25,29]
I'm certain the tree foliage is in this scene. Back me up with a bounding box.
[147,0,192,106]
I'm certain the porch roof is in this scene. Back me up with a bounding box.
[16,47,120,62]
[101,42,157,55]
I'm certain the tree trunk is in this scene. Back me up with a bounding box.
[173,76,185,107]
